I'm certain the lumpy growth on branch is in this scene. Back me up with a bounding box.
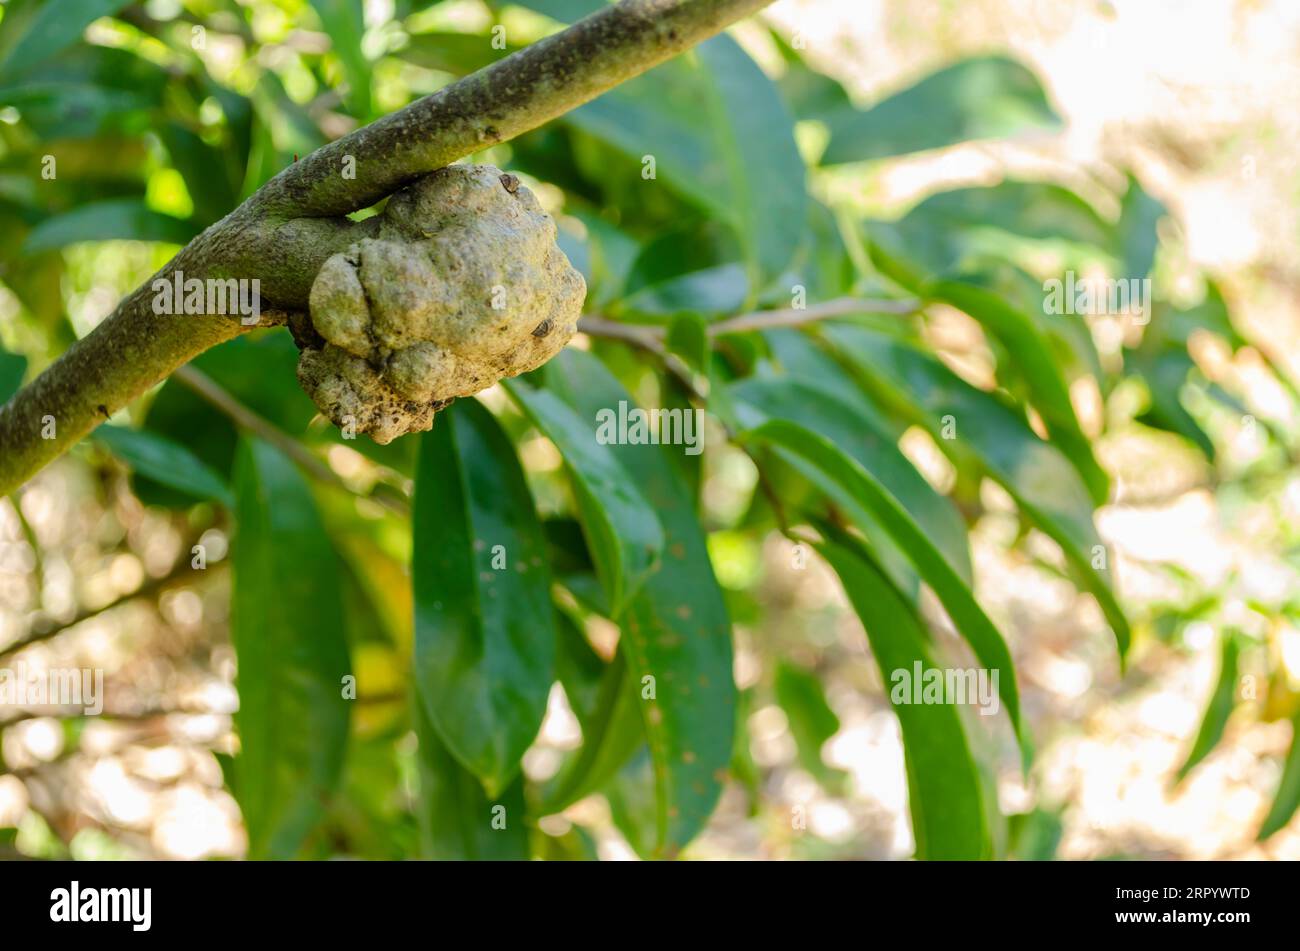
[296,164,586,443]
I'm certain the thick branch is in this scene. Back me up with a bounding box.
[251,0,774,218]
[0,0,773,496]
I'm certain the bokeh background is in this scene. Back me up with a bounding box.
[2,0,1300,859]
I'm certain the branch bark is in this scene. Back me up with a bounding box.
[0,0,774,496]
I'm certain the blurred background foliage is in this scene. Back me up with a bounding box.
[2,0,1300,860]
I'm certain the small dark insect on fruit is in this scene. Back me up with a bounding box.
[97,404,109,419]
[531,318,553,338]
[499,173,520,194]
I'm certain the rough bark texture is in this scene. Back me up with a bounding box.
[0,0,773,495]
[297,165,585,443]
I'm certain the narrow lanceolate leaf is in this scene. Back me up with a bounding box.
[1177,633,1240,781]
[1131,344,1215,460]
[95,425,234,508]
[819,55,1060,165]
[308,0,371,118]
[546,634,644,814]
[741,418,1021,741]
[415,701,529,860]
[412,399,555,796]
[161,123,240,226]
[818,537,991,859]
[1116,173,1167,280]
[563,33,806,286]
[554,609,608,731]
[504,379,664,618]
[0,344,26,403]
[0,0,128,80]
[826,326,1131,660]
[868,181,1115,290]
[1259,710,1300,841]
[22,199,198,253]
[232,439,352,859]
[774,661,848,793]
[546,349,735,857]
[929,279,1109,505]
[730,375,972,585]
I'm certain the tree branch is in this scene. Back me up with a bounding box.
[0,545,216,664]
[172,366,411,518]
[0,0,774,496]
[578,296,920,344]
[707,296,921,335]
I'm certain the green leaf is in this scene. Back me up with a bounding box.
[398,30,510,75]
[94,424,234,508]
[1153,280,1246,350]
[773,31,854,121]
[545,349,735,857]
[0,81,149,139]
[1176,632,1240,781]
[731,374,972,585]
[1259,710,1300,841]
[309,0,372,117]
[820,55,1060,165]
[773,661,848,793]
[826,327,1131,660]
[0,344,26,403]
[412,399,556,796]
[161,123,240,227]
[0,0,129,80]
[604,748,660,857]
[1115,173,1166,280]
[1008,807,1063,860]
[22,199,197,253]
[553,609,607,730]
[504,379,664,617]
[136,336,316,504]
[0,45,164,139]
[817,537,991,859]
[1131,345,1215,459]
[929,279,1109,504]
[666,312,711,377]
[244,73,326,193]
[546,637,644,813]
[570,210,639,308]
[231,438,352,859]
[415,700,530,860]
[512,0,607,21]
[869,181,1114,289]
[564,34,806,287]
[739,418,1022,741]
[620,263,749,320]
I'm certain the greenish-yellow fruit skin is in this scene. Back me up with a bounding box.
[297,164,586,443]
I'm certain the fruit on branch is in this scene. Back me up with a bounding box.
[296,164,586,443]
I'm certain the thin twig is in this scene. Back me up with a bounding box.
[578,297,920,347]
[0,688,406,730]
[172,366,410,518]
[576,318,706,401]
[0,557,218,664]
[577,316,665,345]
[708,296,920,335]
[6,494,42,603]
